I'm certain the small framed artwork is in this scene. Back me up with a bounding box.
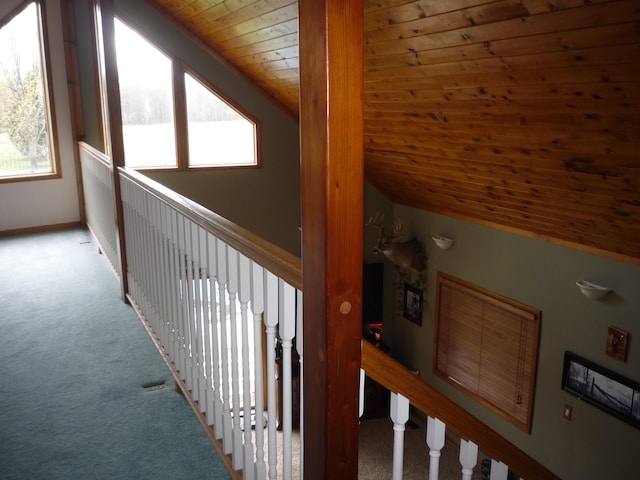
[562,351,640,429]
[606,326,629,362]
[403,283,423,326]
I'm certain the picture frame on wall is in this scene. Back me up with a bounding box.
[562,351,640,429]
[403,283,423,326]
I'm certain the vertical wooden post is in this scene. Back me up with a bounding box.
[299,0,364,478]
[97,0,128,301]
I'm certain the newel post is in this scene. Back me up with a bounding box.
[299,0,364,478]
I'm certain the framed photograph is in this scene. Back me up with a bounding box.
[562,351,640,429]
[403,283,423,326]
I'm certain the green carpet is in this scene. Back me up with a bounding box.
[0,228,230,480]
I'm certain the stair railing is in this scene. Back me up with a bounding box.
[79,140,303,479]
[360,340,561,480]
[78,143,120,278]
[118,166,303,480]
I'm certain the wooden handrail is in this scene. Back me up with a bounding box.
[361,340,561,480]
[117,166,302,290]
[79,142,112,170]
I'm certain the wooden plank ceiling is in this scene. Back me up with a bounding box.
[146,0,640,264]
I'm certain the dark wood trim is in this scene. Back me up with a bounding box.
[299,0,364,477]
[0,221,83,238]
[118,166,301,290]
[98,0,128,302]
[361,341,561,480]
[60,0,86,225]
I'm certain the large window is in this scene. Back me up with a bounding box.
[0,1,58,182]
[112,18,257,171]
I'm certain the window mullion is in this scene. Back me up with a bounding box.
[172,61,188,171]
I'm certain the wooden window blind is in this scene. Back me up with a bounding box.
[433,272,541,432]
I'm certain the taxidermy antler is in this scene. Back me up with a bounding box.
[366,212,424,274]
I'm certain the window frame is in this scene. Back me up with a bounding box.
[0,0,61,184]
[182,65,260,171]
[96,11,260,173]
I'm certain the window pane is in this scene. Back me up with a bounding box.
[185,73,256,167]
[114,18,176,169]
[0,2,54,179]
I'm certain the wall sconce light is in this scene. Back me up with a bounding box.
[432,235,454,250]
[576,279,611,300]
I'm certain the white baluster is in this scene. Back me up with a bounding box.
[359,369,366,418]
[177,215,189,385]
[207,233,223,438]
[189,222,203,406]
[251,262,266,480]
[490,459,508,480]
[183,219,198,395]
[199,228,214,427]
[390,392,410,480]
[459,439,478,480]
[227,246,243,470]
[264,271,279,480]
[426,416,446,480]
[279,279,296,480]
[216,240,232,454]
[238,253,254,480]
[295,288,303,480]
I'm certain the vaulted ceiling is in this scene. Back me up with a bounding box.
[146,0,640,264]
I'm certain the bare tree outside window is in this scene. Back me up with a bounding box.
[0,2,53,179]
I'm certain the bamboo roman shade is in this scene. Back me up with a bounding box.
[434,272,541,432]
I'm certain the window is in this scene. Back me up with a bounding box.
[0,1,58,182]
[185,72,256,168]
[434,272,541,432]
[110,18,257,171]
[114,18,176,169]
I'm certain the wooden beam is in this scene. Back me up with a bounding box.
[299,0,364,478]
[98,0,129,302]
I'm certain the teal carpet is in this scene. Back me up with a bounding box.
[0,228,230,479]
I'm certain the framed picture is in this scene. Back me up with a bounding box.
[403,283,423,326]
[562,351,640,429]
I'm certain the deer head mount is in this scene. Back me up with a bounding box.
[366,212,424,274]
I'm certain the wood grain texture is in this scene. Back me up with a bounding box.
[145,0,640,264]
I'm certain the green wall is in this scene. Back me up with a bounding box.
[383,203,640,479]
[74,0,301,256]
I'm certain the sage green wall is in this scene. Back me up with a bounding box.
[386,203,640,479]
[74,0,301,256]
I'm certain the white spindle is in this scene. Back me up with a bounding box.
[390,392,410,480]
[426,416,446,480]
[226,246,243,469]
[296,288,303,480]
[216,240,233,454]
[192,223,207,409]
[279,279,296,480]
[359,369,366,418]
[198,227,213,423]
[459,439,479,480]
[264,271,279,480]
[238,253,254,479]
[182,218,196,393]
[490,459,509,480]
[207,233,223,438]
[251,262,266,480]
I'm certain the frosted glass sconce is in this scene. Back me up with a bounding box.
[576,279,611,300]
[432,235,454,250]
